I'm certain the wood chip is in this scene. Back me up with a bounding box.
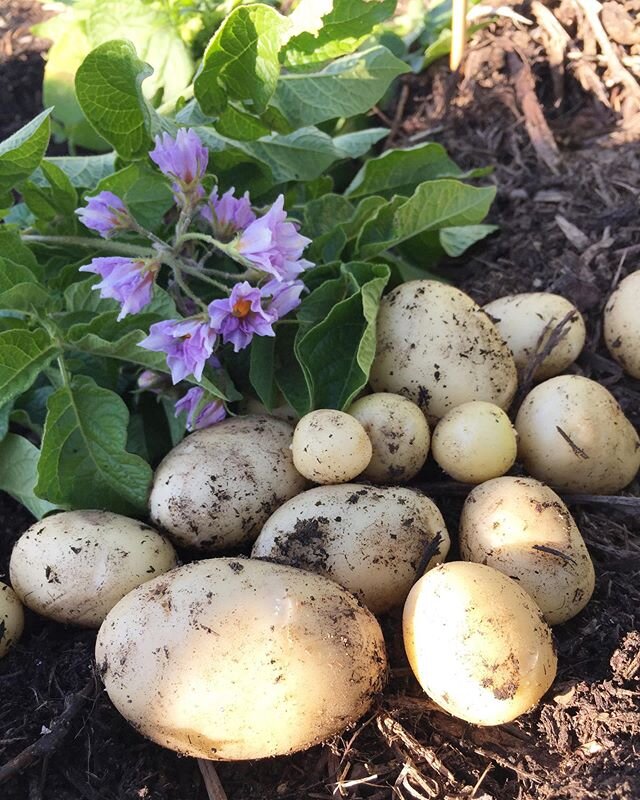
[555,214,591,250]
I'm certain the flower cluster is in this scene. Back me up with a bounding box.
[74,128,314,431]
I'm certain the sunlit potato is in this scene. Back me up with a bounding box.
[604,270,640,379]
[0,582,24,659]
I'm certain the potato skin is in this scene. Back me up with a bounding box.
[370,280,517,423]
[252,484,449,614]
[348,393,430,483]
[0,582,24,658]
[604,270,640,379]
[403,562,557,725]
[9,511,177,627]
[484,293,586,381]
[95,558,387,760]
[150,415,307,550]
[515,375,640,493]
[460,477,595,625]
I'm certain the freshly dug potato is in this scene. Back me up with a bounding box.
[348,393,430,483]
[516,375,640,493]
[291,410,372,484]
[252,484,449,614]
[370,280,517,423]
[604,270,640,379]
[431,401,517,484]
[10,511,178,627]
[403,562,557,725]
[150,415,307,550]
[96,558,387,760]
[460,477,595,624]
[484,293,586,381]
[0,582,24,658]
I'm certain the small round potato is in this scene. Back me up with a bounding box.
[460,477,595,624]
[348,393,430,483]
[252,484,449,614]
[0,582,24,658]
[431,401,517,484]
[150,415,307,550]
[10,511,178,627]
[370,280,518,423]
[403,562,557,725]
[96,558,387,760]
[604,270,640,379]
[291,410,372,484]
[484,293,586,381]
[516,376,640,493]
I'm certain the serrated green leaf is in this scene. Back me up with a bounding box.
[0,329,59,407]
[0,434,60,518]
[36,375,152,514]
[0,109,52,194]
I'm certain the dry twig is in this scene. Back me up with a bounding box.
[198,760,229,800]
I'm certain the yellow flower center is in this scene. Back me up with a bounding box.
[232,298,252,318]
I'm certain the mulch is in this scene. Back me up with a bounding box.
[0,1,639,799]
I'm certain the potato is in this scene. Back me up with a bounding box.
[403,562,557,725]
[150,415,307,550]
[0,582,24,658]
[370,280,517,423]
[252,484,449,614]
[9,511,178,627]
[604,270,640,379]
[291,410,372,484]
[242,396,299,425]
[431,401,517,484]
[95,558,387,759]
[515,375,640,493]
[460,477,595,624]
[484,293,586,381]
[348,393,430,483]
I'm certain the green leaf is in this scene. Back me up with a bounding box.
[0,329,59,408]
[36,376,153,515]
[0,434,59,519]
[195,5,291,116]
[274,323,310,417]
[249,336,277,411]
[22,161,78,226]
[355,179,496,259]
[215,105,271,141]
[0,109,52,194]
[31,154,117,188]
[273,46,409,129]
[284,0,396,67]
[76,40,153,159]
[95,164,173,230]
[0,258,50,311]
[0,229,42,277]
[440,224,498,256]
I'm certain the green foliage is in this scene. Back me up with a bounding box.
[0,110,52,195]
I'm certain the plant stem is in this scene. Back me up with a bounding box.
[180,265,233,293]
[176,232,256,271]
[22,235,154,258]
[171,269,210,312]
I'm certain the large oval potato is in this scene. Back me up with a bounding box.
[252,484,449,614]
[460,477,595,624]
[403,562,557,725]
[10,511,178,627]
[484,293,586,381]
[604,270,640,379]
[370,280,517,423]
[515,376,640,493]
[150,415,307,550]
[0,582,24,658]
[96,558,387,760]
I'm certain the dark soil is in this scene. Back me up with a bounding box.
[1,1,639,799]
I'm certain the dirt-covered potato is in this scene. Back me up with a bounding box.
[150,415,307,550]
[370,280,517,423]
[431,401,517,484]
[9,511,178,627]
[403,562,557,725]
[96,558,387,760]
[484,293,586,381]
[291,410,372,484]
[347,393,430,483]
[460,477,595,624]
[0,582,24,658]
[516,375,640,493]
[604,270,640,379]
[252,484,449,614]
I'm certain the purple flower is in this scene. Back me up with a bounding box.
[149,129,208,204]
[75,192,131,239]
[201,187,256,241]
[235,195,313,282]
[175,387,227,431]
[137,370,171,394]
[79,256,159,320]
[208,282,275,352]
[263,279,305,319]
[139,318,217,384]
